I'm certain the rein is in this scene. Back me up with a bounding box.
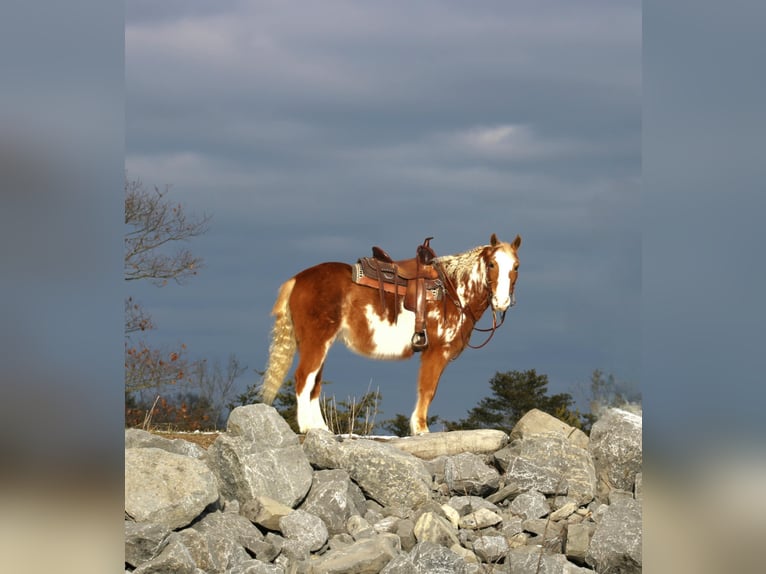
[435,261,509,351]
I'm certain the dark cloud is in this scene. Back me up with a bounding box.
[126,1,641,422]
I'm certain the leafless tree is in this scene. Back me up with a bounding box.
[125,177,211,285]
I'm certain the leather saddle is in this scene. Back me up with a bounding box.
[352,237,442,351]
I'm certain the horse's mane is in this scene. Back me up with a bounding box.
[435,245,486,284]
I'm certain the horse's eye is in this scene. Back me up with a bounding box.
[488,262,495,269]
[514,263,519,271]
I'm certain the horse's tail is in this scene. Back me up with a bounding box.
[260,278,297,405]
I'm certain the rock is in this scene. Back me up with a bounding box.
[589,408,642,502]
[191,510,265,557]
[240,495,293,531]
[346,515,374,540]
[125,428,207,459]
[395,518,417,552]
[522,518,565,552]
[303,430,432,509]
[486,482,522,504]
[125,447,219,530]
[441,503,460,527]
[381,541,471,574]
[413,511,460,548]
[509,490,550,520]
[132,532,197,574]
[377,429,509,460]
[298,469,367,535]
[504,455,570,496]
[458,507,503,530]
[226,560,285,574]
[472,534,508,563]
[507,545,593,573]
[308,534,399,574]
[446,495,501,516]
[510,408,589,449]
[124,521,171,568]
[565,522,594,564]
[586,498,642,573]
[207,433,313,508]
[507,432,596,505]
[635,472,643,500]
[177,527,249,573]
[226,404,299,448]
[443,452,501,496]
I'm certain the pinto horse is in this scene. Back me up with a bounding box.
[260,233,521,435]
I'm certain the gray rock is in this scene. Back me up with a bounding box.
[413,511,460,548]
[177,527,250,573]
[565,522,595,565]
[507,545,592,573]
[459,507,503,530]
[226,560,286,574]
[635,472,643,500]
[509,490,550,520]
[509,408,589,450]
[125,428,207,459]
[522,518,565,552]
[472,534,509,563]
[299,469,367,535]
[241,495,293,531]
[227,404,299,448]
[347,514,375,540]
[303,430,432,509]
[508,432,596,505]
[447,495,501,516]
[586,498,642,573]
[504,455,570,496]
[381,541,470,574]
[378,429,509,460]
[132,532,197,574]
[190,510,264,556]
[486,482,522,504]
[589,408,642,502]
[308,534,399,573]
[279,509,328,552]
[444,452,501,496]
[207,434,313,508]
[125,447,219,530]
[395,518,417,552]
[124,521,171,567]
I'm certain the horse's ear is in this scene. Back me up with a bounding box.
[512,234,522,249]
[490,233,499,246]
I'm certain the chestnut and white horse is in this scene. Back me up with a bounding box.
[260,233,521,435]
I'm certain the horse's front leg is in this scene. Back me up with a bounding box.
[410,348,451,435]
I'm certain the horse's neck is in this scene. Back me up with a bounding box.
[440,255,491,321]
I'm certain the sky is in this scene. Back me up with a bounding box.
[125,0,641,427]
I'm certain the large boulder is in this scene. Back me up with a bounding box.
[125,447,219,529]
[589,408,642,501]
[378,429,509,460]
[303,430,432,509]
[443,452,501,496]
[207,406,314,509]
[510,408,589,449]
[299,469,367,535]
[586,498,642,573]
[125,428,207,459]
[504,432,597,505]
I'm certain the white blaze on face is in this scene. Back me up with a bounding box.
[364,304,416,358]
[491,249,517,310]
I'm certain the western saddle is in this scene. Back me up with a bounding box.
[352,237,443,351]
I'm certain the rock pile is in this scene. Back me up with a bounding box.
[125,405,642,573]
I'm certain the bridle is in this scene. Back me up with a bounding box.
[434,253,515,351]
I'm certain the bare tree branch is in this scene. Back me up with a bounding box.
[124,177,211,285]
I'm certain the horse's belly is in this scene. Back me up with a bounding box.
[341,304,416,359]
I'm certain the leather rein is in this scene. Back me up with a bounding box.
[434,261,511,351]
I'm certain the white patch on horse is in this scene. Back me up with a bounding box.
[364,304,416,358]
[492,250,516,310]
[297,368,329,432]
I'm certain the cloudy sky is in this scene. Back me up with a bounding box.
[125,0,641,426]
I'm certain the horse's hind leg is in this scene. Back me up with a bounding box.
[410,349,450,435]
[295,344,332,433]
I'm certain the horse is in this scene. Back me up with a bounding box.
[260,233,522,435]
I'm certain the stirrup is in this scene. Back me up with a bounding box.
[411,331,428,351]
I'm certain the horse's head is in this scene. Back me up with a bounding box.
[486,233,522,311]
